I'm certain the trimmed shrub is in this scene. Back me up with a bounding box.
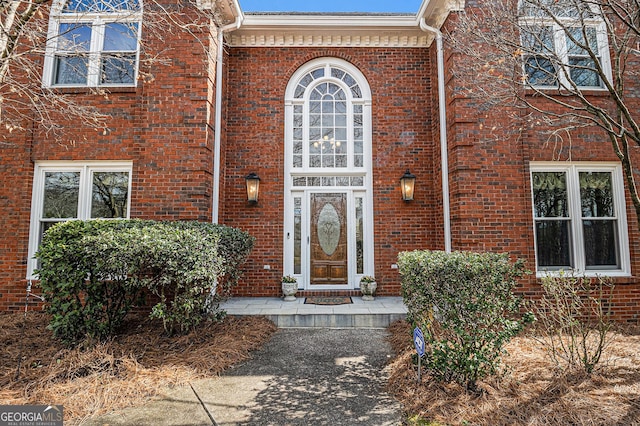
[398,250,534,391]
[36,220,254,345]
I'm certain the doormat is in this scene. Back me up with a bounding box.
[304,296,352,305]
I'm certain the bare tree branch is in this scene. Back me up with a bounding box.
[449,0,640,228]
[1,0,217,142]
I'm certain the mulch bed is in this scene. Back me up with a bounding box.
[386,320,640,425]
[0,311,277,425]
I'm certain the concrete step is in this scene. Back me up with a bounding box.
[219,296,407,328]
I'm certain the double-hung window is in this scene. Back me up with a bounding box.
[530,163,630,276]
[519,0,611,89]
[27,162,132,277]
[44,0,141,87]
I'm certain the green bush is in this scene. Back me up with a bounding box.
[398,250,534,391]
[36,220,254,345]
[36,220,142,346]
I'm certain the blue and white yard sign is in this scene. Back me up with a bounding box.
[413,326,425,357]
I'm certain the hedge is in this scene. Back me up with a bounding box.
[398,250,534,391]
[36,219,254,345]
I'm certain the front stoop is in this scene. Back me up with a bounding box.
[220,296,407,328]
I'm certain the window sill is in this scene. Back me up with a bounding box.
[536,270,633,279]
[524,87,611,98]
[47,86,139,95]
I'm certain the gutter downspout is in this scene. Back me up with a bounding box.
[212,3,243,224]
[420,18,452,253]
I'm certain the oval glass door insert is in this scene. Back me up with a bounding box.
[317,203,340,256]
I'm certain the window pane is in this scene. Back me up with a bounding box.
[569,57,600,87]
[580,172,613,217]
[522,26,554,52]
[583,220,619,268]
[43,172,80,218]
[57,23,91,52]
[54,55,89,85]
[103,23,138,51]
[536,220,572,268]
[532,172,568,217]
[356,197,364,274]
[336,177,349,186]
[294,197,302,274]
[101,54,136,84]
[566,27,598,55]
[331,68,345,79]
[520,0,594,18]
[63,0,139,12]
[525,56,558,86]
[350,176,364,186]
[522,26,557,86]
[91,172,129,218]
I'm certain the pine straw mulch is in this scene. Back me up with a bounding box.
[387,320,640,426]
[0,311,277,425]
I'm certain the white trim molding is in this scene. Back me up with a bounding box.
[27,161,133,279]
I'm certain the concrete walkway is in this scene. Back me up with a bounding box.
[83,328,403,426]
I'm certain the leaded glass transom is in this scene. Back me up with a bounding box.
[291,65,365,170]
[294,66,362,100]
[292,176,364,187]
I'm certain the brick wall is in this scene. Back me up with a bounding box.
[441,7,640,323]
[220,47,437,297]
[0,4,215,310]
[1,2,638,322]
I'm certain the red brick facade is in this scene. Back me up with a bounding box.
[1,0,638,321]
[221,47,436,297]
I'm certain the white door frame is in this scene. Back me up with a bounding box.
[283,57,374,290]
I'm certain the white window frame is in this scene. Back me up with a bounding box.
[519,2,612,90]
[283,58,374,290]
[42,0,142,88]
[530,162,630,277]
[27,161,133,278]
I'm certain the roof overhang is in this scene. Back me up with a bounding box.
[224,0,464,48]
[197,0,243,27]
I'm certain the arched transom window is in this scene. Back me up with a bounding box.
[289,61,368,171]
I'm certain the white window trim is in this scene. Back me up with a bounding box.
[42,0,142,88]
[530,161,631,277]
[519,9,612,90]
[27,161,133,279]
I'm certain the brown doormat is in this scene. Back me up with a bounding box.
[304,296,352,305]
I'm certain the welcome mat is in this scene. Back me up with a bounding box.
[304,296,353,305]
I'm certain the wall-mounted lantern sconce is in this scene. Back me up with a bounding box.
[400,169,416,201]
[245,172,260,203]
